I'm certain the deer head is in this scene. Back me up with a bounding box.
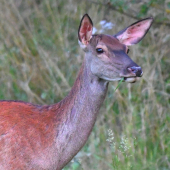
[78,14,153,83]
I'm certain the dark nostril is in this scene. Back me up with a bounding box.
[127,66,143,77]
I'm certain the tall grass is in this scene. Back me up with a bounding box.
[0,0,169,169]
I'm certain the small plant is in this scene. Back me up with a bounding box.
[106,129,135,169]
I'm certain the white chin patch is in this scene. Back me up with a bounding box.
[101,76,140,83]
[124,77,140,83]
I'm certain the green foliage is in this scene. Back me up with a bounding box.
[110,0,170,22]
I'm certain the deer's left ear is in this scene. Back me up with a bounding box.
[78,14,93,46]
[114,17,153,46]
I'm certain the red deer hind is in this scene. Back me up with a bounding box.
[0,14,153,170]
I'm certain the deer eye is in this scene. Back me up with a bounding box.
[127,49,130,54]
[96,48,104,54]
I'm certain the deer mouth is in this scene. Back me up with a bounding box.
[123,76,141,83]
[121,69,143,83]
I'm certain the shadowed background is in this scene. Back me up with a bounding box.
[0,0,170,169]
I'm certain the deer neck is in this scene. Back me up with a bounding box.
[55,55,108,168]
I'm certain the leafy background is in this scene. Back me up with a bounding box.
[0,0,170,169]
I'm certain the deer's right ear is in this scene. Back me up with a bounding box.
[78,14,93,47]
[114,17,153,46]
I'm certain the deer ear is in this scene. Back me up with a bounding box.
[78,14,93,46]
[114,17,153,46]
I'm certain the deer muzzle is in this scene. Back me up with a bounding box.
[120,66,143,83]
[127,66,143,77]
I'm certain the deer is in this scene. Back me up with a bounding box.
[0,14,153,170]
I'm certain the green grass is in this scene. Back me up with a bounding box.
[0,0,170,169]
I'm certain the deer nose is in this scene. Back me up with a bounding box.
[127,66,143,77]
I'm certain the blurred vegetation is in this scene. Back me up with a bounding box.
[0,0,170,169]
